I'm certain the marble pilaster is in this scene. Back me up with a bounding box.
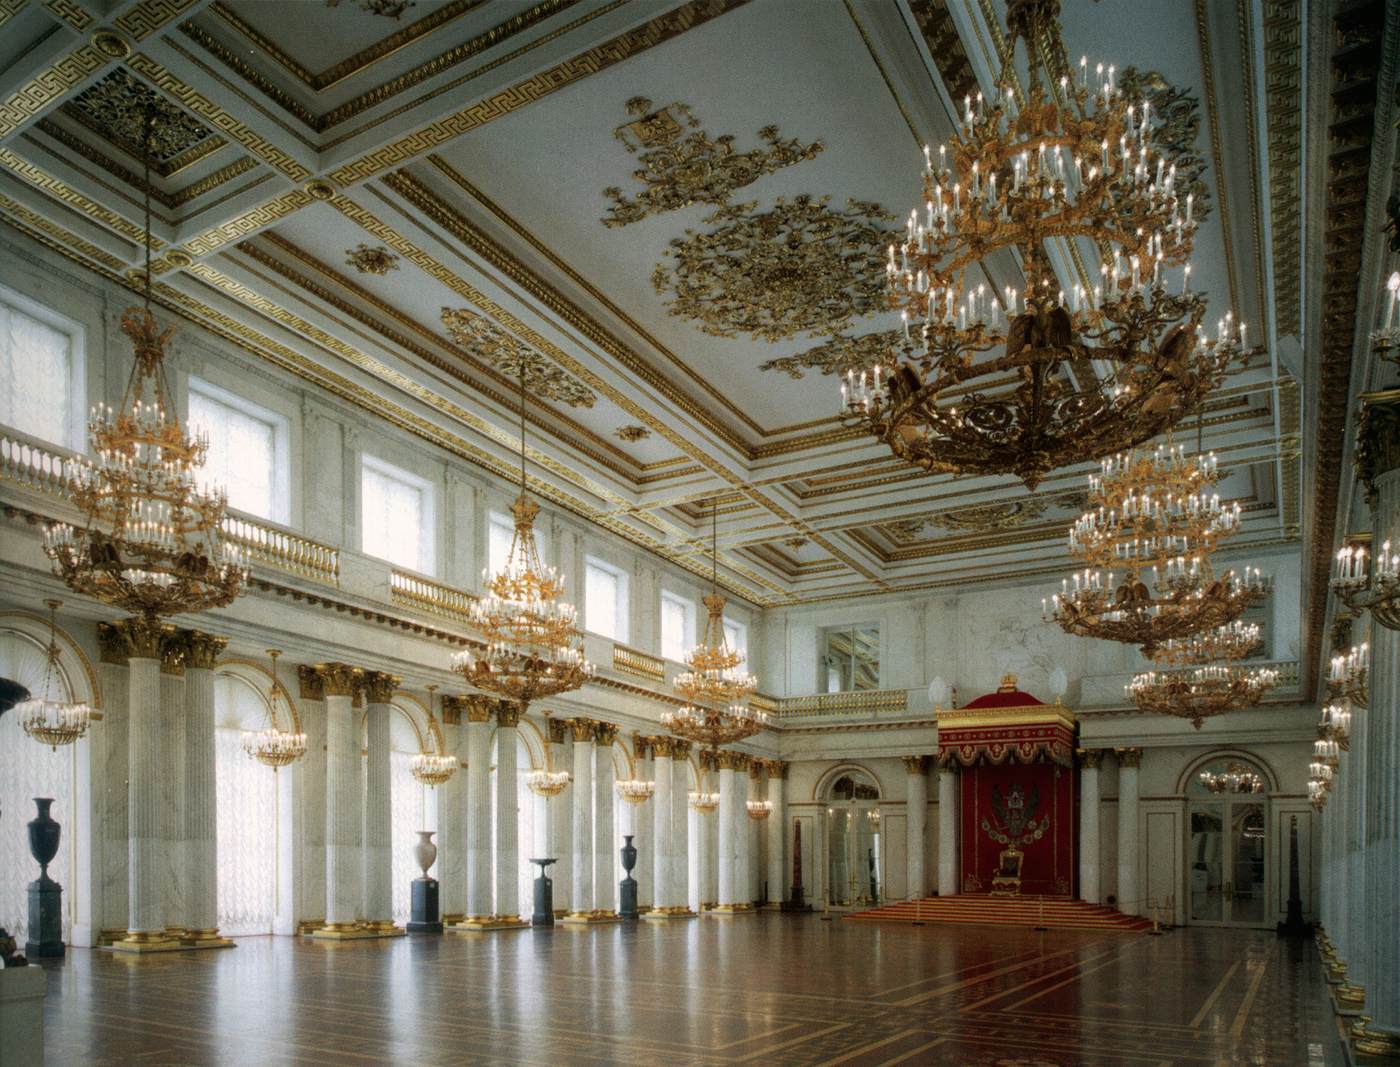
[294,668,327,933]
[593,722,619,916]
[362,672,400,934]
[182,631,230,947]
[1078,749,1103,905]
[714,754,739,911]
[562,719,599,923]
[765,761,788,907]
[670,740,693,915]
[937,766,958,896]
[95,626,129,945]
[646,739,673,917]
[631,737,652,910]
[903,756,928,900]
[547,718,572,916]
[159,638,186,938]
[1116,748,1142,916]
[744,758,760,903]
[455,697,494,927]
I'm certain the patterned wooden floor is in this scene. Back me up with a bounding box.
[35,915,1344,1065]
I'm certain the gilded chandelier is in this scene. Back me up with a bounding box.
[662,501,765,750]
[45,108,245,621]
[1197,761,1263,794]
[1328,641,1369,709]
[242,651,306,769]
[452,371,592,708]
[842,0,1242,488]
[17,600,92,750]
[1152,620,1261,666]
[411,687,457,787]
[1126,663,1278,729]
[615,778,655,804]
[1334,540,1400,631]
[526,726,569,796]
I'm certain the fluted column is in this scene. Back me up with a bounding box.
[937,765,958,896]
[438,697,467,923]
[1344,690,1369,999]
[183,631,230,947]
[765,761,788,907]
[1078,749,1103,904]
[115,620,172,950]
[632,736,652,910]
[744,757,761,904]
[96,625,129,946]
[903,756,928,900]
[698,750,718,908]
[715,753,738,910]
[671,740,693,915]
[547,718,572,916]
[159,634,186,938]
[493,703,524,924]
[314,664,363,936]
[1116,747,1142,915]
[456,696,494,927]
[593,722,618,916]
[565,719,596,921]
[362,671,399,933]
[295,667,327,933]
[648,738,673,916]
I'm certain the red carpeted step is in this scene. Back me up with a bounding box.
[843,894,1154,931]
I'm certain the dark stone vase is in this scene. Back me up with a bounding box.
[26,797,64,959]
[619,835,638,920]
[530,858,557,927]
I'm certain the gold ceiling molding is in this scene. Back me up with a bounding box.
[179,186,314,257]
[885,499,1054,540]
[1233,0,1270,322]
[123,53,312,181]
[760,329,902,380]
[42,0,93,32]
[1279,376,1301,536]
[68,66,219,164]
[0,188,127,271]
[113,0,199,40]
[651,195,895,343]
[1192,0,1241,315]
[1263,0,1302,336]
[326,0,751,186]
[440,306,596,408]
[906,0,978,107]
[345,243,399,275]
[0,38,114,140]
[600,96,823,228]
[0,0,28,31]
[174,24,317,128]
[0,145,159,247]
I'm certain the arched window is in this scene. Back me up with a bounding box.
[214,672,278,936]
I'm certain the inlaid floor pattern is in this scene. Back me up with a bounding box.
[37,914,1342,1066]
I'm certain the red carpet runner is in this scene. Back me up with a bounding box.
[843,894,1154,932]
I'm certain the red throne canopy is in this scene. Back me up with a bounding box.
[937,675,1078,896]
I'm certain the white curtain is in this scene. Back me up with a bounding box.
[0,631,76,944]
[390,751,426,925]
[215,728,276,935]
[188,383,278,522]
[0,300,71,448]
[362,462,427,573]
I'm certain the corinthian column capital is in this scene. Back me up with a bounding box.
[1115,746,1143,769]
[1078,748,1105,770]
[902,754,930,776]
[297,664,325,701]
[594,721,619,746]
[361,670,400,705]
[316,662,361,698]
[182,630,228,671]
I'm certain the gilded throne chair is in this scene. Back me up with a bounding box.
[990,847,1023,896]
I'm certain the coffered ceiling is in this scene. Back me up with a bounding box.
[0,0,1315,611]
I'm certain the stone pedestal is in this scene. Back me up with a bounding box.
[407,879,441,934]
[0,965,46,1065]
[619,836,638,920]
[530,859,556,927]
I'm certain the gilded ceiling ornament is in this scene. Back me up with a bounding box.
[600,96,823,228]
[67,68,215,165]
[614,424,650,442]
[1116,68,1212,224]
[345,243,399,276]
[325,0,416,18]
[760,329,903,379]
[782,537,809,550]
[652,195,896,342]
[441,307,596,409]
[887,490,1086,538]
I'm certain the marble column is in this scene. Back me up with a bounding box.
[182,631,230,947]
[159,634,186,939]
[1343,686,1369,1002]
[671,740,693,915]
[95,625,129,946]
[632,736,653,910]
[593,722,619,916]
[904,756,928,900]
[114,619,172,950]
[362,671,400,934]
[1078,749,1103,904]
[547,719,572,916]
[438,697,467,924]
[455,696,494,927]
[315,664,364,937]
[350,684,367,928]
[715,754,737,909]
[745,758,761,903]
[937,766,958,896]
[492,703,525,926]
[699,750,718,908]
[564,718,596,922]
[295,667,327,933]
[647,738,673,917]
[766,761,788,907]
[1116,747,1142,916]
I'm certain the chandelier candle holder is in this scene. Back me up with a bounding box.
[1198,761,1264,794]
[1321,700,1352,750]
[1126,662,1279,728]
[841,0,1243,488]
[616,779,655,804]
[242,650,306,769]
[1327,642,1370,709]
[689,791,720,813]
[18,599,92,750]
[1372,270,1399,365]
[746,799,773,821]
[1334,541,1400,631]
[1152,620,1262,666]
[411,688,458,787]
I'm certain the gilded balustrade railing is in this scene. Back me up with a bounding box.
[390,570,477,624]
[612,644,665,682]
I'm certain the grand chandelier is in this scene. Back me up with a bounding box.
[1197,761,1263,794]
[615,778,655,804]
[1047,442,1269,654]
[45,109,245,621]
[451,370,592,708]
[662,501,765,749]
[1126,662,1278,728]
[1334,540,1400,630]
[1153,620,1261,666]
[17,599,92,750]
[411,686,458,787]
[242,650,307,769]
[840,0,1243,488]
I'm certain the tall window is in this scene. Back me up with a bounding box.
[0,286,83,450]
[660,591,696,661]
[585,558,628,642]
[187,377,288,524]
[361,454,436,574]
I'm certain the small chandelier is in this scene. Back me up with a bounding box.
[44,107,245,621]
[1308,777,1329,811]
[616,779,655,804]
[1334,541,1400,631]
[1126,663,1278,728]
[1321,699,1352,748]
[1153,620,1262,666]
[242,650,306,769]
[452,369,592,707]
[18,599,92,750]
[663,500,765,749]
[411,685,457,787]
[1372,270,1398,365]
[1197,760,1264,794]
[746,799,772,821]
[1327,641,1369,709]
[842,0,1242,488]
[689,790,720,813]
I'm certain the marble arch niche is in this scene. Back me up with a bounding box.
[1184,754,1272,928]
[821,769,882,909]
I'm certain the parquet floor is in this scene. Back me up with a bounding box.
[35,914,1344,1065]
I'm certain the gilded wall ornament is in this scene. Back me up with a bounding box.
[441,307,596,408]
[67,68,215,166]
[760,329,903,379]
[325,0,416,18]
[345,243,399,276]
[651,195,895,342]
[614,424,650,442]
[600,97,823,228]
[886,492,1086,539]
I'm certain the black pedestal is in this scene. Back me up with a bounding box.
[619,834,639,920]
[25,874,63,958]
[407,877,442,933]
[530,858,557,927]
[780,886,812,913]
[1276,816,1313,937]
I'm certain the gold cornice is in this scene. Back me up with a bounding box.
[1234,0,1270,320]
[0,189,128,271]
[1262,0,1302,335]
[936,704,1076,731]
